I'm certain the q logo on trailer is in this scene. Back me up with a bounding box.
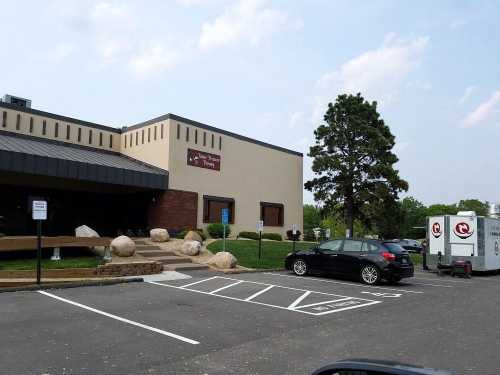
[431,222,442,238]
[454,222,474,239]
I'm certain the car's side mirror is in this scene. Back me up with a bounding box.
[311,359,452,375]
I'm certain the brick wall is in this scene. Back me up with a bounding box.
[148,189,198,230]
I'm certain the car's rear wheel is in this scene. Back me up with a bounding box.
[292,259,308,276]
[360,264,381,285]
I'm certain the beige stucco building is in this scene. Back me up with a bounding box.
[0,95,303,238]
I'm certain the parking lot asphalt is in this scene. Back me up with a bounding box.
[1,270,500,375]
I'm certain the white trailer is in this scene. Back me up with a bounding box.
[426,214,500,271]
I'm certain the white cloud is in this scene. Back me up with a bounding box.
[90,2,136,64]
[462,90,500,128]
[198,0,296,50]
[289,111,304,128]
[459,85,477,104]
[128,44,182,78]
[450,19,468,30]
[312,34,429,123]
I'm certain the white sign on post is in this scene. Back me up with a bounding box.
[32,201,47,220]
[292,224,298,235]
[325,228,331,239]
[257,220,264,233]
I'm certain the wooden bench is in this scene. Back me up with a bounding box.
[0,236,113,261]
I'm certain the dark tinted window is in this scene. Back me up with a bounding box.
[343,240,363,252]
[318,240,343,253]
[383,242,405,253]
[362,242,380,252]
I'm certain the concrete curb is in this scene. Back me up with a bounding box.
[0,277,143,293]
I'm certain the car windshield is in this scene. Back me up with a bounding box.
[382,242,406,253]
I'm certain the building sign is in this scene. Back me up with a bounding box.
[32,200,47,220]
[187,148,221,171]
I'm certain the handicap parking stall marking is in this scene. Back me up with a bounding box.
[264,272,425,294]
[148,276,382,317]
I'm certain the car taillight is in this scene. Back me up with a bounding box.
[382,252,396,262]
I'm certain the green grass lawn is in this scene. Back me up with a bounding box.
[207,240,425,269]
[0,257,104,271]
[207,239,317,269]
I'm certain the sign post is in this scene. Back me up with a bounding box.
[325,228,331,240]
[292,224,298,253]
[257,220,264,260]
[32,200,47,285]
[221,208,229,252]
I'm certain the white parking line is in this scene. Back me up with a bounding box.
[209,280,243,294]
[288,291,311,309]
[148,277,381,316]
[245,285,274,301]
[407,281,453,288]
[38,291,200,345]
[265,273,424,294]
[180,276,218,288]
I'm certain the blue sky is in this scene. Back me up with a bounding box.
[2,0,500,205]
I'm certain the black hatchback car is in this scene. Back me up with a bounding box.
[285,238,414,285]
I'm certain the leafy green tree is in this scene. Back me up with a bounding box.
[400,197,427,238]
[305,93,408,237]
[456,199,489,216]
[426,204,458,217]
[303,204,322,231]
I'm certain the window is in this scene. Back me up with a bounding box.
[195,129,198,144]
[219,136,222,150]
[343,240,363,252]
[66,124,70,140]
[77,127,82,142]
[42,120,47,135]
[161,123,164,139]
[88,130,93,144]
[2,111,6,127]
[362,242,379,252]
[203,132,207,146]
[177,123,180,139]
[203,196,235,224]
[99,132,103,146]
[211,134,214,148]
[154,126,157,141]
[124,134,127,148]
[55,122,59,137]
[130,133,133,147]
[260,202,284,227]
[186,127,189,142]
[135,131,139,145]
[318,240,343,254]
[29,117,34,133]
[148,127,151,142]
[109,134,113,148]
[141,129,144,144]
[16,114,20,130]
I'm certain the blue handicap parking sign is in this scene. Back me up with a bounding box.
[221,208,229,225]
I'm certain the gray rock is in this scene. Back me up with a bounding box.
[75,225,104,256]
[180,240,201,256]
[150,228,169,242]
[184,230,203,243]
[207,252,238,269]
[111,235,136,257]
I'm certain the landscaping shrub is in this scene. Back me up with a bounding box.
[238,231,260,240]
[175,229,189,239]
[286,229,301,241]
[303,229,316,242]
[262,232,282,241]
[207,223,231,238]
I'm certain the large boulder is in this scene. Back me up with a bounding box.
[75,225,104,256]
[111,235,136,257]
[184,230,203,243]
[207,252,237,269]
[180,240,201,256]
[150,228,169,242]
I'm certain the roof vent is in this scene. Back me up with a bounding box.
[489,203,500,219]
[2,94,31,108]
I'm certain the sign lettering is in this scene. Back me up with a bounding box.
[187,148,221,171]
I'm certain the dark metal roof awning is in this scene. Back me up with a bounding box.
[0,131,168,190]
